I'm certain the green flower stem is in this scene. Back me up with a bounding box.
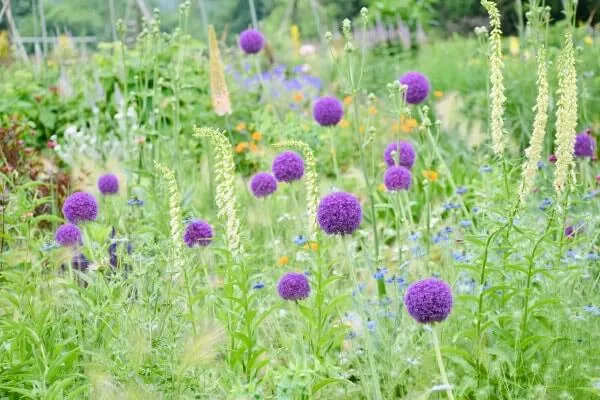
[430,325,455,400]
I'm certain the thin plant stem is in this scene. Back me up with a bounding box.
[431,325,455,400]
[248,0,259,29]
[329,126,340,178]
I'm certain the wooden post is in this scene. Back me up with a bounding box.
[1,0,29,63]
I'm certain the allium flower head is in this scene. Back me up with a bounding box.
[97,173,119,195]
[183,219,214,248]
[55,223,81,247]
[313,96,344,126]
[384,141,416,168]
[404,277,453,324]
[384,166,412,191]
[239,29,265,54]
[573,131,595,158]
[62,192,98,223]
[250,172,278,198]
[317,192,362,235]
[272,151,305,183]
[277,272,311,300]
[399,71,430,105]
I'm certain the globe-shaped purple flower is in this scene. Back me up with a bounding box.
[384,166,412,191]
[317,192,362,235]
[272,151,305,183]
[573,131,596,158]
[384,141,416,168]
[313,96,344,126]
[183,219,214,248]
[62,192,99,224]
[277,272,311,300]
[399,71,430,105]
[97,173,119,195]
[250,172,278,198]
[55,223,81,247]
[239,29,265,54]
[404,278,453,324]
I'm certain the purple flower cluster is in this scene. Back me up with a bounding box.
[98,174,120,195]
[278,272,311,300]
[55,223,81,247]
[313,96,344,126]
[384,141,415,169]
[399,71,430,105]
[62,192,98,224]
[239,29,265,54]
[384,166,412,191]
[574,130,596,158]
[404,278,453,324]
[183,220,214,248]
[317,192,362,235]
[272,151,305,183]
[250,172,278,198]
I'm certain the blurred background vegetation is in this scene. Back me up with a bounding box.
[2,0,598,44]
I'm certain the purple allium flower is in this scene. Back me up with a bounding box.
[564,225,575,238]
[548,154,557,163]
[384,141,416,168]
[55,223,81,247]
[250,172,278,198]
[97,173,119,195]
[277,272,311,300]
[239,29,265,54]
[573,131,596,158]
[384,166,412,191]
[399,71,430,105]
[272,151,305,183]
[62,192,99,224]
[404,277,453,324]
[313,96,344,126]
[317,192,362,235]
[183,219,214,248]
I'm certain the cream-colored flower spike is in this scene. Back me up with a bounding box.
[194,126,244,259]
[482,0,507,156]
[155,162,184,273]
[208,25,232,116]
[274,140,319,239]
[520,47,549,202]
[553,32,578,193]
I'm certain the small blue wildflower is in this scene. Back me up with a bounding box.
[253,282,265,290]
[472,206,480,214]
[294,235,307,246]
[284,79,303,91]
[42,242,60,251]
[366,320,376,331]
[412,246,426,257]
[292,64,304,73]
[346,331,357,339]
[443,226,453,234]
[409,232,422,241]
[539,198,552,211]
[456,186,468,195]
[453,251,472,263]
[583,305,600,316]
[385,276,395,284]
[352,283,366,296]
[459,220,472,228]
[373,268,387,280]
[582,190,599,201]
[442,202,459,211]
[480,165,493,173]
[128,198,144,207]
[587,252,600,261]
[537,160,545,169]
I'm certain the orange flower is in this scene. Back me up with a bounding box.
[401,117,418,133]
[368,106,377,116]
[293,92,304,102]
[422,170,439,182]
[339,119,350,128]
[249,143,258,153]
[433,90,444,98]
[343,96,353,106]
[359,125,365,134]
[277,255,289,266]
[235,122,246,132]
[251,131,262,141]
[303,242,319,251]
[235,142,249,153]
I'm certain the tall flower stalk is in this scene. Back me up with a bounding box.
[194,126,244,260]
[208,25,232,116]
[519,46,549,201]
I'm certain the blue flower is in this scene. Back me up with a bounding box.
[442,202,459,211]
[539,198,552,211]
[412,246,425,257]
[456,186,468,195]
[587,252,600,261]
[460,220,472,228]
[128,198,144,206]
[373,268,387,280]
[472,206,480,214]
[443,226,453,234]
[480,165,493,173]
[537,160,545,169]
[409,232,422,241]
[366,320,376,331]
[294,235,308,246]
[253,282,265,290]
[42,242,60,251]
